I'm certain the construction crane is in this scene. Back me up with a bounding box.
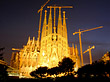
[83,45,95,64]
[73,26,103,66]
[37,0,50,48]
[12,48,21,51]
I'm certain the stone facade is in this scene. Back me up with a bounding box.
[10,7,80,78]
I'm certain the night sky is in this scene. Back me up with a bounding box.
[0,0,110,65]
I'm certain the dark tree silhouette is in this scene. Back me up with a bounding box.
[30,66,48,78]
[0,47,5,60]
[30,57,75,78]
[92,61,106,77]
[48,66,61,77]
[105,61,110,77]
[77,60,109,79]
[58,57,75,75]
[0,47,8,82]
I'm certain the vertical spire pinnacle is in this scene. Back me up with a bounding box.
[58,7,62,35]
[41,10,47,38]
[32,37,35,44]
[48,7,52,34]
[63,11,67,39]
[27,36,31,45]
[72,43,74,49]
[75,44,78,57]
[72,43,75,55]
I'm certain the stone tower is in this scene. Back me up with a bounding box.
[37,7,69,68]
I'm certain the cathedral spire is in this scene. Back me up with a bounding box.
[63,11,67,39]
[27,36,31,45]
[75,44,78,57]
[32,37,35,45]
[48,7,52,34]
[72,43,75,55]
[58,7,62,35]
[41,10,47,38]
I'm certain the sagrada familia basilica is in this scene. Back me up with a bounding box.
[10,3,81,77]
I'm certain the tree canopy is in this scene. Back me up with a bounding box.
[77,60,110,79]
[30,57,75,78]
[0,47,8,82]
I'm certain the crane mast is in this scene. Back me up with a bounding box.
[83,45,95,64]
[73,26,103,66]
[37,0,50,50]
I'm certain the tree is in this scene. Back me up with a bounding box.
[0,48,8,82]
[47,66,60,77]
[92,61,106,77]
[105,61,110,77]
[30,66,48,78]
[58,57,75,75]
[0,47,5,60]
[30,57,75,78]
[77,61,107,79]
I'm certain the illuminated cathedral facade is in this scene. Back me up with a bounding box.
[10,6,80,77]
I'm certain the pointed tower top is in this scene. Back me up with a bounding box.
[27,36,31,45]
[28,36,30,40]
[32,37,35,44]
[75,44,77,49]
[72,43,74,48]
[75,44,79,56]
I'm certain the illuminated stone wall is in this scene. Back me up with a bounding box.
[101,52,110,62]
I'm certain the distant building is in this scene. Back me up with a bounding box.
[10,6,81,78]
[10,52,19,69]
[101,52,110,62]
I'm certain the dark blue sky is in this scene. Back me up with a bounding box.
[0,0,110,64]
